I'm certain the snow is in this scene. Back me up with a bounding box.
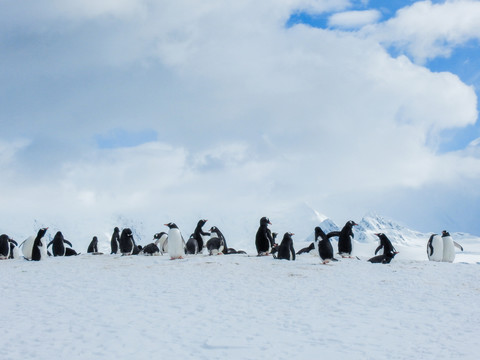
[2,214,480,359]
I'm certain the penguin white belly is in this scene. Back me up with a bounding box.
[428,235,443,262]
[21,236,35,260]
[168,229,184,259]
[442,235,456,263]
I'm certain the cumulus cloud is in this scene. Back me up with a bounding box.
[0,0,479,241]
[363,0,480,64]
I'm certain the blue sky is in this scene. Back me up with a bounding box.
[1,1,480,241]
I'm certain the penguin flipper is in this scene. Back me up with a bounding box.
[47,240,53,248]
[64,240,73,247]
[327,231,341,238]
[453,241,463,251]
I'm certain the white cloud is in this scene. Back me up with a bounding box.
[0,0,479,239]
[328,9,381,28]
[363,0,480,63]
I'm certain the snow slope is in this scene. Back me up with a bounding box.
[2,250,480,360]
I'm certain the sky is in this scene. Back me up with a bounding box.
[1,0,480,242]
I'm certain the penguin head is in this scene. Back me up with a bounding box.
[197,219,207,227]
[92,236,98,243]
[165,223,178,229]
[154,232,167,239]
[38,228,48,238]
[260,217,271,226]
[114,227,120,233]
[314,227,327,241]
[442,230,450,237]
[209,226,219,235]
[347,220,358,227]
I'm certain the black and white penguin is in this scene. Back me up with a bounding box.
[110,227,120,255]
[368,252,397,264]
[48,231,78,257]
[140,238,160,255]
[275,232,296,261]
[154,232,168,254]
[22,228,49,261]
[315,226,337,264]
[330,220,357,258]
[186,234,199,255]
[119,228,136,255]
[374,233,397,257]
[426,234,443,262]
[0,234,11,259]
[255,217,274,255]
[192,219,210,253]
[441,230,463,263]
[206,233,225,255]
[8,238,19,259]
[165,223,185,260]
[296,242,315,255]
[87,236,102,254]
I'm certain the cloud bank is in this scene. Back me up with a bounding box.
[0,0,479,246]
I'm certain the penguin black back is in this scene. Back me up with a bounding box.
[193,219,210,251]
[255,217,273,255]
[276,232,295,261]
[186,234,199,254]
[0,234,10,259]
[316,226,336,262]
[374,233,397,257]
[120,228,135,255]
[87,236,98,253]
[336,220,357,256]
[111,227,120,254]
[31,228,48,261]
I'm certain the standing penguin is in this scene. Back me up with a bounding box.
[275,232,296,261]
[426,234,443,262]
[192,219,210,253]
[165,223,186,260]
[87,236,102,254]
[441,230,463,263]
[110,227,120,254]
[154,232,168,255]
[48,231,77,257]
[368,233,398,264]
[0,234,11,259]
[330,220,357,258]
[255,217,274,256]
[22,228,49,261]
[119,228,136,256]
[185,234,199,255]
[314,227,337,264]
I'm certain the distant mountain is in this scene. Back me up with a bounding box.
[301,211,479,247]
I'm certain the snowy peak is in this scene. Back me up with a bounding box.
[356,213,425,245]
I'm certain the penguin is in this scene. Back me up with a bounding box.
[426,234,443,262]
[119,228,136,256]
[206,234,225,255]
[368,252,397,264]
[165,222,186,260]
[110,227,120,254]
[22,228,49,261]
[275,232,296,261]
[0,234,11,259]
[8,238,19,259]
[154,232,168,255]
[296,243,315,255]
[374,233,398,257]
[441,230,463,263]
[140,239,160,256]
[186,234,199,255]
[193,219,210,253]
[87,236,102,254]
[48,231,77,257]
[255,217,274,255]
[329,220,357,258]
[315,226,338,264]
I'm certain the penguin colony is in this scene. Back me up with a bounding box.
[0,217,463,263]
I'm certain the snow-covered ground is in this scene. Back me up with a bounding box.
[2,231,480,360]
